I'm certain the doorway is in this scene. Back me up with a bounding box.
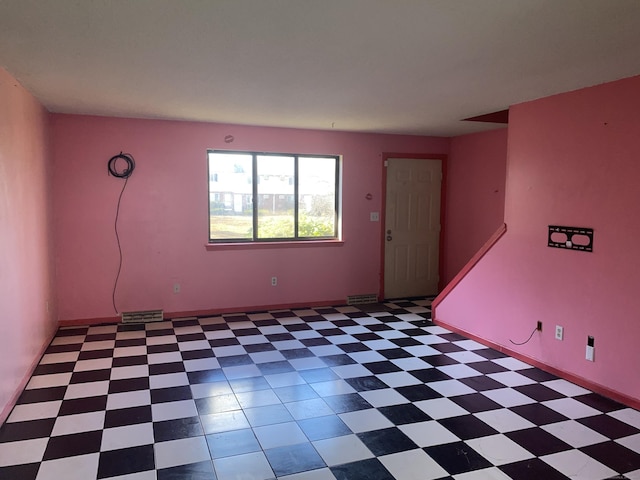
[383,157,443,299]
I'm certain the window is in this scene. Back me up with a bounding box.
[208,150,340,242]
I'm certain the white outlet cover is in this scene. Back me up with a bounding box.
[370,212,379,222]
[586,345,595,361]
[555,325,563,340]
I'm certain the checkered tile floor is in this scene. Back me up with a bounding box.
[1,299,640,480]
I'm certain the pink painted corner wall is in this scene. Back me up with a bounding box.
[436,74,640,401]
[0,69,57,420]
[51,115,449,322]
[444,128,507,283]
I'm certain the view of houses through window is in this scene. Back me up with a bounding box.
[208,150,339,242]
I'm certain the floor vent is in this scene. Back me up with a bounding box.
[346,294,378,305]
[121,310,164,324]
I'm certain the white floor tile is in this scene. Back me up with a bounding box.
[310,379,356,396]
[542,420,609,447]
[376,371,421,388]
[359,388,407,407]
[35,453,99,480]
[428,380,476,397]
[190,381,233,399]
[492,357,532,371]
[113,345,147,358]
[415,398,468,419]
[330,364,371,379]
[339,408,394,433]
[154,436,211,469]
[106,390,151,410]
[380,448,449,480]
[151,399,198,422]
[390,357,431,371]
[445,350,487,364]
[80,340,115,351]
[466,434,534,465]
[40,351,80,364]
[542,398,601,419]
[253,421,307,449]
[541,449,617,480]
[213,451,274,480]
[610,408,640,429]
[454,466,514,480]
[25,373,72,389]
[149,372,189,389]
[177,340,211,351]
[248,351,286,364]
[235,389,281,408]
[617,433,640,454]
[312,434,374,466]
[278,467,337,480]
[73,358,113,372]
[63,380,109,399]
[481,388,536,408]
[183,357,220,372]
[399,420,460,447]
[346,351,386,363]
[7,400,62,422]
[0,437,48,466]
[110,365,149,380]
[101,423,154,451]
[285,398,334,420]
[51,411,105,436]
[264,372,306,388]
[222,364,262,380]
[486,371,535,387]
[542,379,591,397]
[147,351,182,364]
[145,335,178,346]
[474,409,535,433]
[436,364,481,379]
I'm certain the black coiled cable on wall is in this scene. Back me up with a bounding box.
[108,152,135,314]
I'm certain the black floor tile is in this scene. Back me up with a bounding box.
[424,441,492,475]
[513,383,566,402]
[187,369,226,384]
[108,376,150,394]
[104,405,152,428]
[363,361,402,374]
[437,415,498,440]
[421,354,459,367]
[345,376,389,392]
[298,415,352,441]
[517,367,558,382]
[357,427,418,456]
[265,442,325,476]
[33,362,76,375]
[580,441,640,473]
[458,375,506,392]
[16,386,67,404]
[409,368,451,383]
[256,360,295,375]
[151,385,193,404]
[0,463,40,480]
[574,392,626,412]
[280,348,314,359]
[148,343,180,353]
[299,368,340,384]
[320,354,357,367]
[157,460,217,480]
[43,430,103,460]
[331,458,395,480]
[505,427,572,456]
[0,418,56,442]
[206,428,261,458]
[500,458,568,480]
[577,414,640,439]
[216,354,254,368]
[450,393,502,413]
[323,393,372,414]
[149,362,186,375]
[58,395,107,416]
[467,361,509,374]
[510,403,569,426]
[70,369,112,384]
[378,404,432,424]
[153,416,204,442]
[97,444,155,478]
[396,384,442,402]
[113,355,148,367]
[78,349,114,360]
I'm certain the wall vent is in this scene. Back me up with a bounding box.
[346,294,378,305]
[121,310,164,324]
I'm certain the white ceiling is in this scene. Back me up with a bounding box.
[2,0,640,137]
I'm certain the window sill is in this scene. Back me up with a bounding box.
[205,240,345,251]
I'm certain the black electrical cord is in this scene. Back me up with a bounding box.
[509,326,538,346]
[109,152,135,314]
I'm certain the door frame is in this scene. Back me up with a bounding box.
[379,153,448,300]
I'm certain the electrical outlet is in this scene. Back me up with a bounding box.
[536,321,542,332]
[271,277,277,286]
[586,336,595,361]
[173,283,180,294]
[555,325,563,340]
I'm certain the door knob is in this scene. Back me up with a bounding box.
[386,235,392,241]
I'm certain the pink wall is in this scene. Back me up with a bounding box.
[435,75,640,402]
[51,115,449,321]
[0,69,57,421]
[444,128,507,283]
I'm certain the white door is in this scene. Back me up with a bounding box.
[384,158,442,299]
